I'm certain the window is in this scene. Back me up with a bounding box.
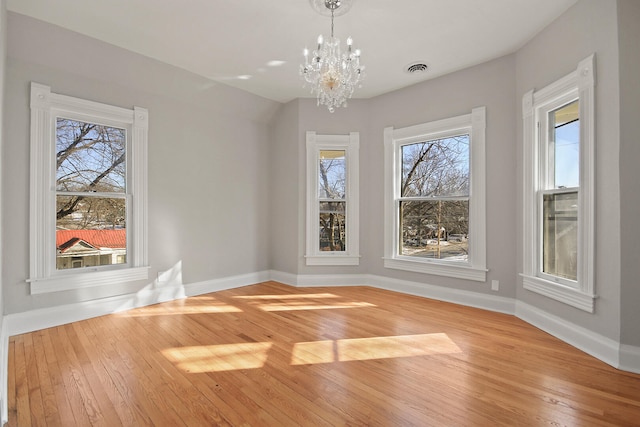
[522,55,595,312]
[384,107,486,281]
[305,132,359,265]
[29,82,149,294]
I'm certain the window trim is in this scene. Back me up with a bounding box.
[28,82,149,294]
[305,131,360,266]
[383,107,487,281]
[521,54,596,312]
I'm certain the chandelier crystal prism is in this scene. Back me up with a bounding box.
[300,0,365,113]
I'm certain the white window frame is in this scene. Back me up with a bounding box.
[305,131,360,266]
[28,82,149,294]
[383,107,487,281]
[521,55,596,312]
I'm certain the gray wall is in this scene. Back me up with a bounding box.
[269,99,300,274]
[515,0,622,340]
[2,13,280,313]
[618,0,640,347]
[0,1,6,411]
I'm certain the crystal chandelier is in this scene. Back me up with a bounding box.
[300,0,365,113]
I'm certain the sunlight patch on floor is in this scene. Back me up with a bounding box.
[257,301,376,311]
[162,342,272,372]
[233,293,341,300]
[291,333,462,365]
[233,292,376,311]
[120,302,242,317]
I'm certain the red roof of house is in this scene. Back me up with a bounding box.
[57,229,126,252]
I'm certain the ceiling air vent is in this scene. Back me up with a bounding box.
[406,63,428,74]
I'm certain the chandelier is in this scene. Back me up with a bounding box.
[300,0,365,113]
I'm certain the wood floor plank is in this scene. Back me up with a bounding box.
[49,325,96,426]
[6,338,17,427]
[30,331,63,426]
[39,328,81,427]
[8,282,640,426]
[12,336,31,427]
[23,333,47,426]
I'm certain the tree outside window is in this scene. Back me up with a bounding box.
[55,118,128,270]
[399,135,470,261]
[318,150,346,252]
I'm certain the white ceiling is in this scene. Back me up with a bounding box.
[7,0,578,103]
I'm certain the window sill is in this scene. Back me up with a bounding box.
[28,266,150,295]
[521,274,595,313]
[383,257,487,282]
[305,255,360,266]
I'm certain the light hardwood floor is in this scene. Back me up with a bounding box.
[7,282,640,426]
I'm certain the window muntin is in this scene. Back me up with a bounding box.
[305,132,359,266]
[383,107,486,282]
[55,118,128,270]
[399,135,470,262]
[521,54,595,312]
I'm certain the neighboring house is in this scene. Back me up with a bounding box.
[56,229,126,269]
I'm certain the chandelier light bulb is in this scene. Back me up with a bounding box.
[299,0,365,113]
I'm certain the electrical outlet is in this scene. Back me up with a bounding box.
[491,280,499,291]
[157,270,167,284]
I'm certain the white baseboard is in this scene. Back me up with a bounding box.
[268,270,298,286]
[274,271,516,314]
[619,344,640,374]
[5,270,271,337]
[289,272,371,288]
[184,271,270,297]
[368,274,516,315]
[515,300,622,369]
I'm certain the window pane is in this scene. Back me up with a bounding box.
[56,118,126,193]
[399,200,468,261]
[318,150,345,199]
[56,195,126,270]
[401,135,469,197]
[543,192,578,281]
[319,201,345,251]
[550,100,579,189]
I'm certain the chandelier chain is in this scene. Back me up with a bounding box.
[331,8,335,38]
